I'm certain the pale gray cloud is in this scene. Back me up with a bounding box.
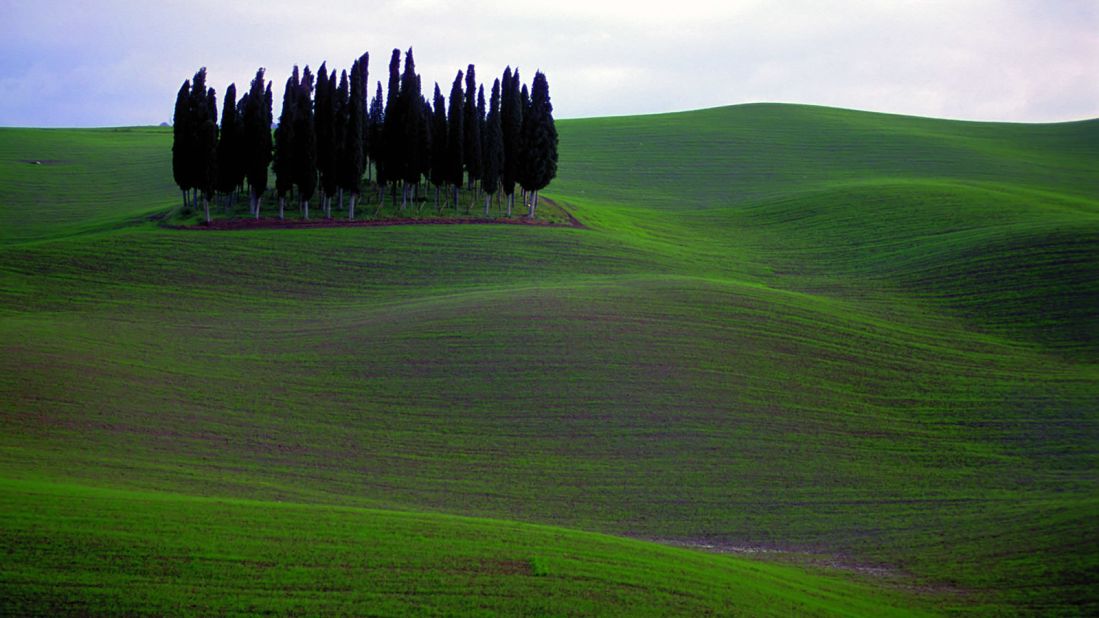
[0,0,1095,126]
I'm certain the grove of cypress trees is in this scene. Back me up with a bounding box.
[500,67,522,217]
[481,78,503,216]
[521,71,558,218]
[446,71,464,209]
[242,68,272,219]
[171,52,554,225]
[172,79,192,209]
[463,65,481,192]
[430,84,448,211]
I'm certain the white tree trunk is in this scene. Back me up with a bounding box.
[484,193,491,217]
[203,197,211,224]
[349,193,357,221]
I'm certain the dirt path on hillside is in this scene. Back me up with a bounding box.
[641,536,972,597]
[171,197,587,231]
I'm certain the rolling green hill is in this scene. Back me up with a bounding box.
[1,104,1097,615]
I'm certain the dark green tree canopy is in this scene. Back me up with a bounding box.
[242,68,272,199]
[500,67,523,197]
[215,83,241,195]
[446,71,465,188]
[331,69,350,196]
[517,83,532,191]
[355,53,369,170]
[343,61,365,195]
[315,63,338,198]
[523,71,558,192]
[293,66,318,203]
[481,78,503,196]
[369,81,385,185]
[398,48,422,185]
[430,84,448,189]
[381,49,402,189]
[171,79,192,194]
[273,69,299,198]
[191,70,219,198]
[418,93,433,182]
[463,65,481,185]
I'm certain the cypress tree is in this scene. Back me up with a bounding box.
[236,92,249,192]
[333,70,350,214]
[242,68,272,219]
[429,84,448,211]
[171,79,192,209]
[397,48,422,209]
[419,93,433,202]
[344,62,365,220]
[521,71,558,218]
[187,68,210,210]
[369,81,385,198]
[474,84,486,208]
[215,83,240,206]
[481,78,503,216]
[273,68,299,220]
[382,49,402,205]
[355,53,370,183]
[518,82,532,212]
[500,67,522,217]
[314,63,336,218]
[196,86,219,224]
[263,82,274,208]
[294,66,318,219]
[446,71,465,209]
[463,65,481,192]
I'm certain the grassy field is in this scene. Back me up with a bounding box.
[1,104,1096,615]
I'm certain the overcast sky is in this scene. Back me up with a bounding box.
[1,0,1096,127]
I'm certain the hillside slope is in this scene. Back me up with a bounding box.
[1,104,1097,615]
